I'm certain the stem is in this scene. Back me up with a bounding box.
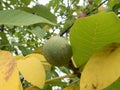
[45,74,77,83]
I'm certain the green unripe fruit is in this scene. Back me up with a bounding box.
[43,36,72,66]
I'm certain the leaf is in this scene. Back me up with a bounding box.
[43,84,52,90]
[15,56,25,60]
[21,0,31,5]
[26,53,51,71]
[0,32,9,45]
[19,81,23,90]
[32,5,57,24]
[63,84,79,90]
[103,77,120,90]
[70,12,120,67]
[59,67,71,74]
[17,54,46,89]
[0,10,55,26]
[25,86,40,90]
[26,53,48,64]
[107,0,120,9]
[0,50,21,90]
[0,32,10,49]
[46,80,67,86]
[28,26,46,39]
[94,0,102,5]
[33,46,43,54]
[19,46,33,56]
[80,44,120,90]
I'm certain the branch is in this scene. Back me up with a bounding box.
[60,0,108,36]
[69,79,79,86]
[60,24,73,36]
[87,0,108,15]
[45,74,77,83]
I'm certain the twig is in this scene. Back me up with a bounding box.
[60,24,73,36]
[60,0,108,36]
[45,74,77,83]
[87,0,108,15]
[69,79,79,86]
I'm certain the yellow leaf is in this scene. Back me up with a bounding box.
[19,81,23,90]
[0,50,21,90]
[63,84,80,90]
[26,53,46,62]
[15,56,25,60]
[43,25,50,31]
[98,6,106,12]
[33,47,43,54]
[80,44,120,90]
[17,55,46,89]
[25,86,37,90]
[26,53,51,70]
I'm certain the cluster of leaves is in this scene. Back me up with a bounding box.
[1,0,120,90]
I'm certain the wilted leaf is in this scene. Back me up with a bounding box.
[0,10,55,26]
[80,43,120,90]
[70,12,120,67]
[0,50,21,90]
[17,54,46,89]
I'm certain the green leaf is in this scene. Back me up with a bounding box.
[70,12,120,67]
[43,84,52,90]
[21,0,31,5]
[32,5,57,24]
[19,46,33,56]
[28,26,46,39]
[94,0,102,5]
[10,0,17,4]
[103,77,120,90]
[59,67,71,74]
[0,10,55,26]
[107,0,120,9]
[0,32,9,45]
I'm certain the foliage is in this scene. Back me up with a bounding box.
[0,0,120,90]
[70,12,120,66]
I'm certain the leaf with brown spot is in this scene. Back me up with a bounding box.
[0,50,22,90]
[80,44,120,90]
